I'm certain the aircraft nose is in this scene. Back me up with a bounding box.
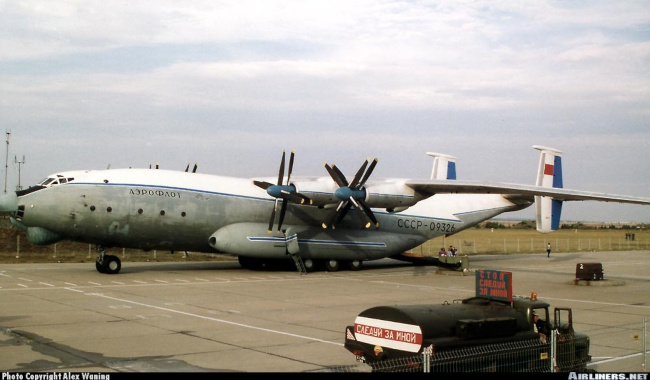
[0,192,18,213]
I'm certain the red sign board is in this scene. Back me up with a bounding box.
[476,269,513,302]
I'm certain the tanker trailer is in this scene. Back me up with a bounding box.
[344,294,590,372]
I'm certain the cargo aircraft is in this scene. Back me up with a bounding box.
[0,145,648,274]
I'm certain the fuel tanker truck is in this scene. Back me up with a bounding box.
[344,278,591,372]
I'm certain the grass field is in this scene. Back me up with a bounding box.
[409,227,649,256]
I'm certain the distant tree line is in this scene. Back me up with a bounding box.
[477,220,647,230]
[560,222,646,230]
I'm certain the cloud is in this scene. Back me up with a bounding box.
[0,1,648,222]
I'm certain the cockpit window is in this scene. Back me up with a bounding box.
[39,178,55,186]
[38,175,75,187]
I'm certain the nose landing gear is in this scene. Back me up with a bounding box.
[95,246,122,274]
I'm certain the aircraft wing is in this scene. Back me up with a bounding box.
[405,179,650,205]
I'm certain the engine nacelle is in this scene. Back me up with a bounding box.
[295,178,426,211]
[209,223,288,258]
[292,178,339,207]
[364,181,423,211]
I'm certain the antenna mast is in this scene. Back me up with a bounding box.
[4,130,10,194]
[14,155,25,191]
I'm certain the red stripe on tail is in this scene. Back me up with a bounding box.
[544,164,554,176]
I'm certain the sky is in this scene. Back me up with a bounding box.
[0,0,648,223]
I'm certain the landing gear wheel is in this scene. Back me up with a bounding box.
[303,259,317,272]
[238,256,254,270]
[347,259,363,271]
[95,260,106,273]
[238,256,270,270]
[324,259,340,272]
[103,255,122,274]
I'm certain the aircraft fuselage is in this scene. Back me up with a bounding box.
[10,168,527,264]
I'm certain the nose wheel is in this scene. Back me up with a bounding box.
[95,246,122,274]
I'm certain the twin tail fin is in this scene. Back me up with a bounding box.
[533,145,563,233]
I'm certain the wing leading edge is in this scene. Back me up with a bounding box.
[405,179,650,205]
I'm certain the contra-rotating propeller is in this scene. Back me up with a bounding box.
[322,158,379,229]
[253,150,312,233]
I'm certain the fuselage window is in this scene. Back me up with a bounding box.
[160,210,165,216]
[90,205,96,211]
[181,212,186,217]
[138,209,144,214]
[107,207,112,212]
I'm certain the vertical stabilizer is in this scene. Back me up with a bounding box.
[426,152,457,180]
[533,145,563,233]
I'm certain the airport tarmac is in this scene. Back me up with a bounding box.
[1,250,649,373]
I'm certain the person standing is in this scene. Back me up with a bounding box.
[547,242,551,257]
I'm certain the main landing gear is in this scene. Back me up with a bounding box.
[95,246,122,274]
[238,256,363,273]
[303,258,364,272]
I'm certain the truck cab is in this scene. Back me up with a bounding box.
[512,292,575,336]
[512,293,551,336]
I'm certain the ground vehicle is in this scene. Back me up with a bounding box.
[344,293,591,372]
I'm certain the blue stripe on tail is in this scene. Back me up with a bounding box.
[553,156,563,188]
[551,199,563,230]
[447,162,456,180]
[551,156,563,230]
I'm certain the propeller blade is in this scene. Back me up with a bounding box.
[349,159,369,189]
[321,157,379,229]
[357,199,379,228]
[185,164,190,172]
[277,150,286,185]
[253,180,274,190]
[358,158,378,188]
[346,196,370,227]
[281,190,306,204]
[323,201,352,229]
[333,202,352,228]
[323,201,344,229]
[332,165,349,187]
[268,199,279,233]
[297,193,313,205]
[277,199,288,231]
[287,150,295,185]
[324,163,347,187]
[263,150,313,231]
[192,163,198,173]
